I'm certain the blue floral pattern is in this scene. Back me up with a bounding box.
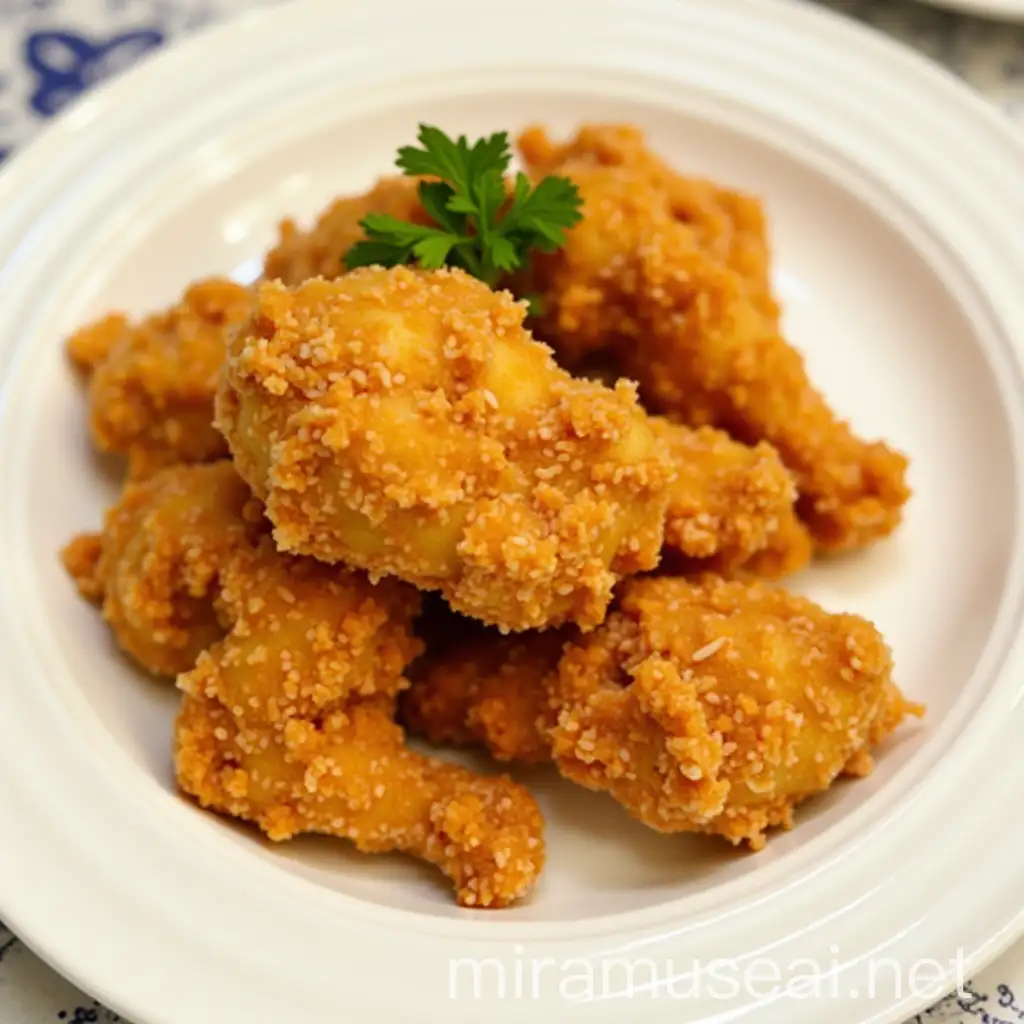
[0,0,241,156]
[0,0,1022,1020]
[24,27,163,115]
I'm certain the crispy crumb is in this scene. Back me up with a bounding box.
[650,416,811,580]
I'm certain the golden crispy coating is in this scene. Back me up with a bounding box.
[516,123,778,365]
[61,532,105,602]
[175,535,542,908]
[551,576,921,847]
[216,267,673,631]
[66,279,252,480]
[653,417,809,578]
[403,576,922,850]
[177,694,544,908]
[520,124,777,321]
[742,512,815,582]
[404,616,568,765]
[263,175,425,286]
[182,533,422,716]
[632,235,910,551]
[514,158,672,366]
[61,461,259,676]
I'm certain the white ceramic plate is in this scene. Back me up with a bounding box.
[1,0,1023,1021]
[910,0,1024,19]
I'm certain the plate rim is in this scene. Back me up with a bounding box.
[1,1,1024,1022]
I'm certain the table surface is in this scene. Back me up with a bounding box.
[1,0,1023,1021]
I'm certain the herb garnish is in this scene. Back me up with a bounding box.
[344,124,582,291]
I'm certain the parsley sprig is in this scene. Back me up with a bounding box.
[344,125,583,289]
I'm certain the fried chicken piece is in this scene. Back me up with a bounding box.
[263,175,425,286]
[403,576,923,850]
[517,124,909,552]
[632,235,910,551]
[516,123,778,366]
[60,461,259,676]
[177,694,544,907]
[174,530,543,908]
[66,279,252,480]
[551,576,922,847]
[653,417,810,578]
[216,267,673,631]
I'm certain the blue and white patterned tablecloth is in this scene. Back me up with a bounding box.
[3,0,1024,1020]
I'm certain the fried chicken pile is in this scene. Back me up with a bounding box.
[62,121,921,908]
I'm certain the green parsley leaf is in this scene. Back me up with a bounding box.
[346,214,469,272]
[357,213,434,247]
[487,235,520,274]
[343,239,413,270]
[343,124,583,288]
[416,181,466,235]
[501,174,585,250]
[411,233,466,269]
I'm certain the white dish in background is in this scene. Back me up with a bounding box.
[0,0,1023,1021]
[910,0,1024,20]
